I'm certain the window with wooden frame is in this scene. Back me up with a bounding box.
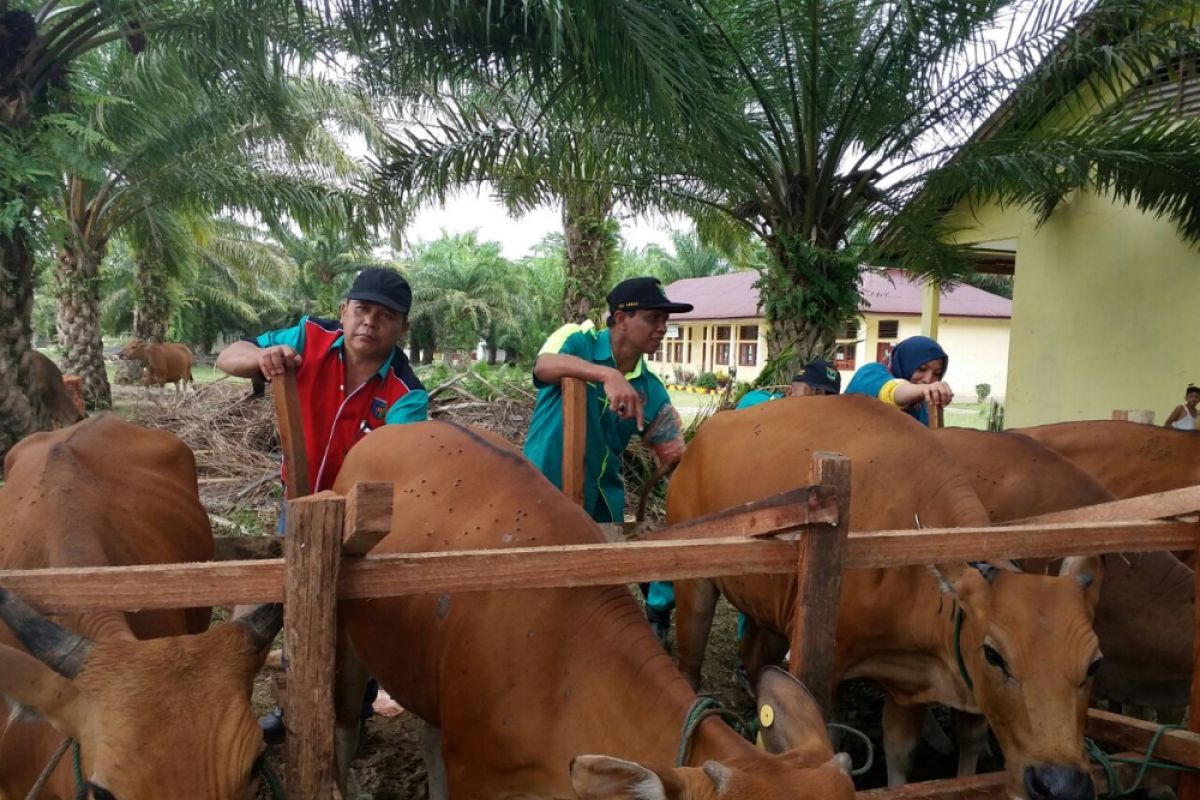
[715,343,731,365]
[738,342,757,366]
[714,325,732,341]
[878,320,900,339]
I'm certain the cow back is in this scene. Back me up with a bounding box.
[669,395,990,530]
[1017,420,1200,498]
[0,414,212,637]
[332,421,723,792]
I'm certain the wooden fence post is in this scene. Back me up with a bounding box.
[788,452,851,715]
[1179,545,1200,800]
[273,370,310,499]
[283,491,344,799]
[562,377,587,506]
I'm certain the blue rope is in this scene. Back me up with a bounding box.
[72,741,86,800]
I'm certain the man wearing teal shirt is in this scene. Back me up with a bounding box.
[735,359,842,409]
[524,277,690,644]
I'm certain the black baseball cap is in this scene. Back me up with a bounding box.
[607,277,693,315]
[792,359,841,395]
[345,268,412,315]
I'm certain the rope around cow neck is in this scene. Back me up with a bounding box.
[23,737,73,800]
[676,696,753,766]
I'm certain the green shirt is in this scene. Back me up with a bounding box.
[523,322,673,523]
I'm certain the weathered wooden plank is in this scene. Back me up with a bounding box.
[788,453,850,715]
[561,376,587,506]
[1013,485,1200,525]
[857,756,1149,800]
[1087,709,1200,768]
[2,520,1194,612]
[272,370,310,499]
[341,482,394,556]
[1179,553,1200,800]
[283,493,343,798]
[845,519,1197,568]
[639,485,838,542]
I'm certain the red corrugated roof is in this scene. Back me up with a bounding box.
[664,269,1011,321]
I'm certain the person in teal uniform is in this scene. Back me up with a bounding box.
[524,277,689,645]
[844,335,953,425]
[736,359,842,409]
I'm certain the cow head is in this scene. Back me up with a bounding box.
[120,339,146,360]
[571,669,856,800]
[0,588,282,800]
[934,558,1103,800]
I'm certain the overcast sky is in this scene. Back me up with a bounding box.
[403,187,688,260]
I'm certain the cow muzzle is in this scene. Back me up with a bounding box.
[1023,764,1095,800]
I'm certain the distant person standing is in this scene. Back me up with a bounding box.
[1165,385,1200,431]
[845,335,952,426]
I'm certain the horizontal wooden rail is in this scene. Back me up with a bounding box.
[856,753,1153,800]
[1013,484,1200,525]
[1087,709,1200,768]
[2,519,1194,613]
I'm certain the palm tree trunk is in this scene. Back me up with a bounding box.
[55,243,112,409]
[561,187,616,325]
[758,239,857,378]
[133,251,171,343]
[0,229,45,462]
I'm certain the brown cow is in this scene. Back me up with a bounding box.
[668,396,1102,800]
[30,351,85,428]
[120,339,194,393]
[0,415,281,800]
[331,421,857,800]
[937,428,1194,712]
[1016,420,1200,499]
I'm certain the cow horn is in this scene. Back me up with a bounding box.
[234,603,284,651]
[0,585,93,679]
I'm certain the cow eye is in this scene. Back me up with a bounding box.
[1085,656,1104,683]
[89,784,118,800]
[982,644,1010,676]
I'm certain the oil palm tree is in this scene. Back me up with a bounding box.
[368,0,1200,376]
[406,231,527,364]
[50,45,391,407]
[0,0,304,451]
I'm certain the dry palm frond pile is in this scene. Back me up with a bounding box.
[127,382,280,524]
[423,366,537,447]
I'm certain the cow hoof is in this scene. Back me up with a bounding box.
[260,707,286,745]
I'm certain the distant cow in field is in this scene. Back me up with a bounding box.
[121,339,194,393]
[30,351,85,427]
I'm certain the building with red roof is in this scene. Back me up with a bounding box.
[651,268,1012,400]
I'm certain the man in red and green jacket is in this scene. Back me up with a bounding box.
[217,267,428,493]
[216,266,426,742]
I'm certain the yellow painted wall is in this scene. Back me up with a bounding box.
[856,314,1009,400]
[947,191,1200,426]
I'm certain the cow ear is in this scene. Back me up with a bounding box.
[1059,556,1103,611]
[0,643,79,734]
[755,666,834,763]
[929,563,993,620]
[570,755,683,800]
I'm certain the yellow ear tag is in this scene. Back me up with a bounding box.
[755,730,766,750]
[759,704,775,728]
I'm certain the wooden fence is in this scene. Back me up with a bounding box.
[1,378,1199,798]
